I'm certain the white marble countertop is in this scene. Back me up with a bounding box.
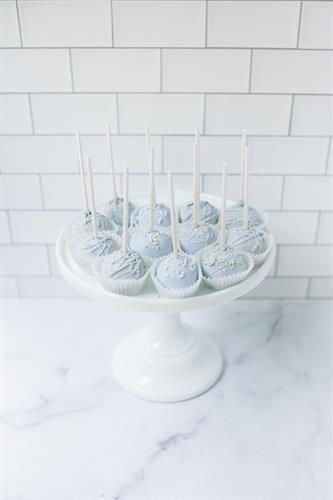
[1,299,332,500]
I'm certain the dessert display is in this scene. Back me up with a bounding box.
[95,166,149,295]
[151,172,202,299]
[129,144,173,262]
[200,163,254,290]
[99,122,135,229]
[178,142,218,255]
[64,124,272,298]
[69,156,120,272]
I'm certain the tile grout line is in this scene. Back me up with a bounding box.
[279,175,286,210]
[160,49,163,93]
[115,93,120,133]
[46,244,53,276]
[110,0,115,47]
[38,174,46,209]
[288,95,295,135]
[2,91,333,96]
[161,135,165,174]
[15,0,23,47]
[68,49,75,93]
[3,46,333,51]
[5,210,14,244]
[248,49,253,93]
[204,0,208,48]
[325,137,331,173]
[202,93,207,134]
[306,277,312,298]
[314,211,322,244]
[27,94,35,134]
[296,1,303,48]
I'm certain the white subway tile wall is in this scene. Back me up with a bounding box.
[1,0,332,299]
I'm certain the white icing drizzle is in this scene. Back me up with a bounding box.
[180,201,218,224]
[229,228,267,254]
[179,224,216,245]
[202,248,245,276]
[78,233,116,257]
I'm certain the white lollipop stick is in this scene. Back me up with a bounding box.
[220,163,228,251]
[192,143,199,227]
[195,126,200,145]
[243,146,249,230]
[76,131,89,214]
[122,165,129,254]
[106,121,118,199]
[149,145,155,232]
[168,171,178,257]
[240,129,248,205]
[85,156,98,239]
[145,126,151,163]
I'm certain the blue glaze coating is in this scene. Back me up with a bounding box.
[178,223,217,254]
[136,203,171,228]
[129,230,172,259]
[156,253,198,290]
[77,231,118,258]
[101,197,135,227]
[227,227,269,255]
[101,249,147,280]
[225,205,263,230]
[201,247,249,279]
[179,200,219,225]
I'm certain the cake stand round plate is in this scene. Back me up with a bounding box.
[56,191,275,403]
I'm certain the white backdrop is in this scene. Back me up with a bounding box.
[1,0,332,298]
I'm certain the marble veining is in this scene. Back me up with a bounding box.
[1,299,332,500]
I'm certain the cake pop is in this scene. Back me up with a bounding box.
[152,172,201,299]
[227,146,270,264]
[178,142,218,255]
[225,129,264,230]
[200,163,254,290]
[70,131,113,239]
[129,145,173,260]
[131,128,171,228]
[178,128,218,225]
[99,122,135,228]
[70,156,119,272]
[96,165,149,295]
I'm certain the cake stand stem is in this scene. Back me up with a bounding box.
[112,312,223,403]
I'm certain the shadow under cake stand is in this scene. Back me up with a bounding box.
[56,191,275,403]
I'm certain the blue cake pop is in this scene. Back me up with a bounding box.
[178,223,217,254]
[71,211,112,241]
[135,203,171,228]
[179,200,218,225]
[227,226,269,256]
[101,197,135,227]
[129,229,172,259]
[156,252,198,289]
[225,204,264,230]
[101,249,147,280]
[201,246,250,279]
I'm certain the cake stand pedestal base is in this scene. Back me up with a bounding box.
[112,312,223,403]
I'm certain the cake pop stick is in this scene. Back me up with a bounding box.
[243,146,249,230]
[168,171,178,257]
[85,156,98,239]
[145,126,151,163]
[220,163,228,251]
[76,131,89,214]
[149,145,155,232]
[192,143,199,227]
[240,129,248,205]
[106,122,118,199]
[122,165,129,254]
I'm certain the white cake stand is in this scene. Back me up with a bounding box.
[56,191,275,403]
